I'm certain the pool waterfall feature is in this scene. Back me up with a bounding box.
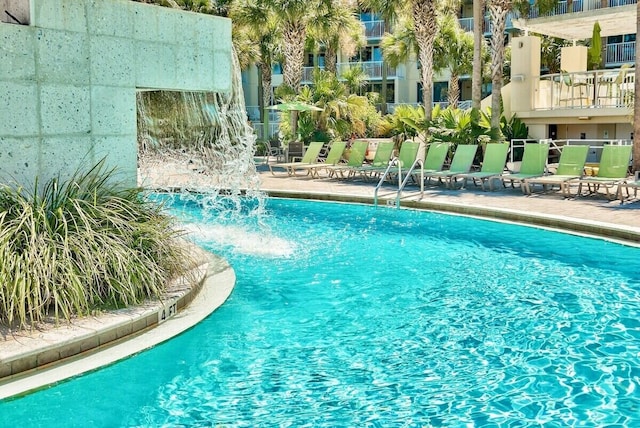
[136,48,263,210]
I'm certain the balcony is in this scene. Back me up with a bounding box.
[534,68,634,110]
[605,41,635,66]
[337,61,396,80]
[363,20,385,39]
[514,0,637,41]
[301,66,320,83]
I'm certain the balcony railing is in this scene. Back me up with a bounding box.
[301,66,319,83]
[534,68,635,110]
[605,41,636,66]
[337,61,396,79]
[363,20,385,39]
[528,0,635,19]
[459,13,516,34]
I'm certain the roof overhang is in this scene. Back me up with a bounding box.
[513,4,636,41]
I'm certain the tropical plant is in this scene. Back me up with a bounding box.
[293,70,381,141]
[0,161,190,328]
[361,0,438,120]
[378,104,430,141]
[537,33,570,74]
[433,14,480,108]
[231,0,282,115]
[259,0,326,92]
[307,0,365,74]
[340,63,370,95]
[472,0,484,109]
[635,0,640,172]
[429,107,488,147]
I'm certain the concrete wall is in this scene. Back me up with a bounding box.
[0,0,231,187]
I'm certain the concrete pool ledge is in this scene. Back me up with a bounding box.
[0,245,235,400]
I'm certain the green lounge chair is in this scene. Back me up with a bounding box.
[618,172,640,203]
[497,142,550,193]
[353,141,395,180]
[450,142,510,191]
[423,144,478,188]
[574,144,632,200]
[268,141,325,176]
[326,140,369,178]
[295,141,347,178]
[523,144,589,196]
[393,140,423,182]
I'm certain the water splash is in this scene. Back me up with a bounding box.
[137,48,264,215]
[182,223,296,258]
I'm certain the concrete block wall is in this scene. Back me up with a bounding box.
[0,0,231,188]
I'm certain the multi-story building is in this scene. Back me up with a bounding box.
[510,0,636,141]
[244,1,637,142]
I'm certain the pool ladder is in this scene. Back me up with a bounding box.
[373,157,423,208]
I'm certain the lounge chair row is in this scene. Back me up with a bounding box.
[268,139,635,201]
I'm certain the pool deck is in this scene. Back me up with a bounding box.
[1,162,639,400]
[257,164,640,244]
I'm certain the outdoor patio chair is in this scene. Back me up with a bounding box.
[618,172,640,203]
[423,144,478,188]
[376,140,423,186]
[325,140,369,179]
[571,144,632,200]
[268,141,325,176]
[496,142,550,193]
[294,141,347,178]
[523,144,589,196]
[351,141,395,180]
[450,142,510,191]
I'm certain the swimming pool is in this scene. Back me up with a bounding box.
[1,196,639,426]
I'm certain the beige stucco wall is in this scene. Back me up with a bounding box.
[0,0,232,188]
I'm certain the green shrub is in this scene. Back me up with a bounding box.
[0,161,190,328]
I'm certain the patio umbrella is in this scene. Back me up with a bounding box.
[267,101,323,138]
[588,21,602,70]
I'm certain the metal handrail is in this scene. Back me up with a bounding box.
[395,157,423,207]
[373,153,423,208]
[373,159,398,208]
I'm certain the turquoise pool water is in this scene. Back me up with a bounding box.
[1,196,640,427]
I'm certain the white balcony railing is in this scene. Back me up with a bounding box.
[528,0,635,19]
[535,68,635,110]
[337,61,396,79]
[363,20,385,39]
[605,41,636,65]
[458,17,473,32]
[301,66,317,83]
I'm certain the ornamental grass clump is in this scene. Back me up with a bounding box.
[0,161,189,328]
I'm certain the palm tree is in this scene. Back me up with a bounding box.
[260,0,326,92]
[634,0,640,172]
[361,0,438,120]
[433,14,476,109]
[307,0,365,75]
[231,1,281,119]
[472,0,484,110]
[486,0,512,139]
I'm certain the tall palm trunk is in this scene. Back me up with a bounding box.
[634,0,640,172]
[489,1,510,140]
[325,45,338,74]
[260,62,273,111]
[283,21,307,91]
[472,0,484,110]
[413,0,437,122]
[448,74,460,108]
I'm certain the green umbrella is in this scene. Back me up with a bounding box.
[588,21,602,70]
[267,101,324,112]
[267,102,323,138]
